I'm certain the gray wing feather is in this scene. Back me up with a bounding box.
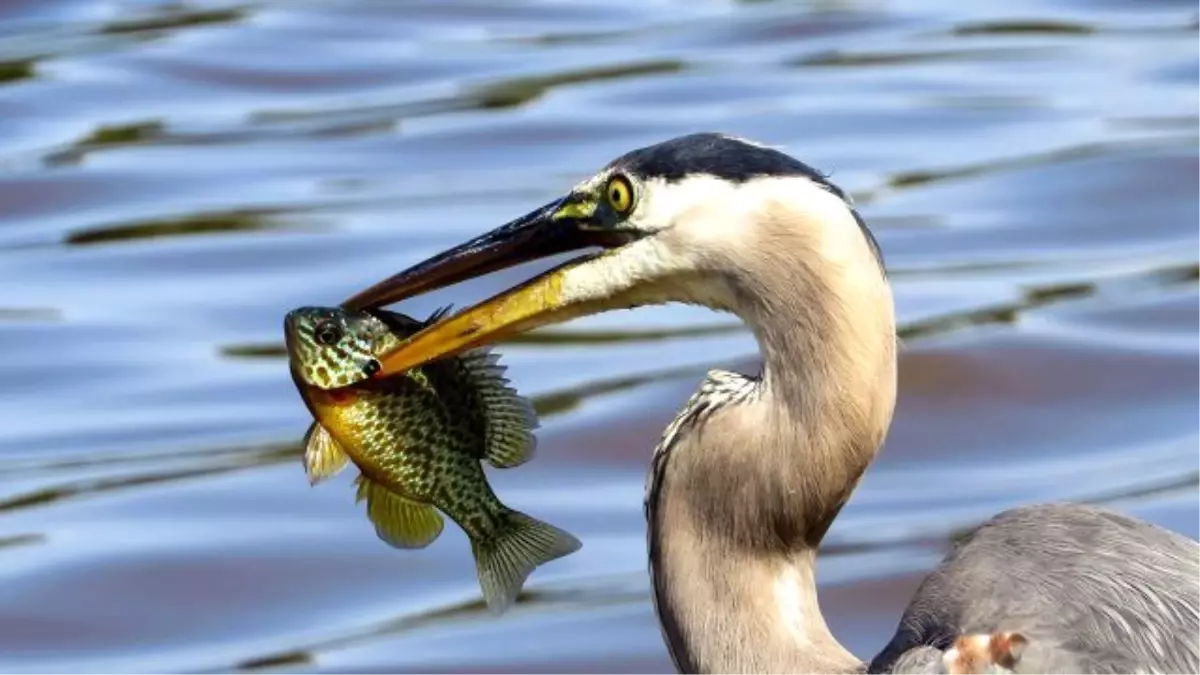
[889,646,945,673]
[871,502,1199,674]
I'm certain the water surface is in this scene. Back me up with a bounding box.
[0,0,1196,672]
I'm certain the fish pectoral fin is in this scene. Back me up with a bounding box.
[303,423,350,485]
[471,509,581,614]
[354,475,444,549]
[461,348,539,469]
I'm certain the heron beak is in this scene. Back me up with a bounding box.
[344,193,633,378]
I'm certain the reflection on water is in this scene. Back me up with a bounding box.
[0,0,1195,672]
[64,209,299,246]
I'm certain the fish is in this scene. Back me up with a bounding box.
[283,305,581,614]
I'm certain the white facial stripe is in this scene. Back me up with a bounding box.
[630,173,861,257]
[627,174,743,240]
[559,172,867,313]
[559,237,686,306]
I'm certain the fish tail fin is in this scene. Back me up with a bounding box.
[470,510,581,614]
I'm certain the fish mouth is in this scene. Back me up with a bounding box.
[341,194,645,379]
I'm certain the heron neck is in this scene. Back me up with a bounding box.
[649,366,882,674]
[651,524,863,673]
[648,216,895,673]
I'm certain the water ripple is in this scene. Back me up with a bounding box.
[0,0,1194,672]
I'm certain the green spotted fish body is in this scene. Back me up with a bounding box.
[284,306,580,614]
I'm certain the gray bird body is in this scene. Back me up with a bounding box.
[341,133,1200,674]
[877,502,1199,673]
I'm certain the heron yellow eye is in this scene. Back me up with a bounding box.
[605,175,634,214]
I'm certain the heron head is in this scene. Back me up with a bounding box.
[343,132,881,379]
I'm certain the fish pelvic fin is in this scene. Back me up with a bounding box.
[354,475,445,549]
[470,510,581,614]
[303,423,349,485]
[461,348,539,469]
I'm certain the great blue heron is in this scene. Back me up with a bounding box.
[341,133,1200,674]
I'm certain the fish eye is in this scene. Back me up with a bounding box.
[315,321,342,346]
[605,174,634,215]
[362,359,381,377]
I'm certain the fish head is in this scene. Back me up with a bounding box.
[284,306,392,390]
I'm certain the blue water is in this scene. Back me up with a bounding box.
[0,0,1195,672]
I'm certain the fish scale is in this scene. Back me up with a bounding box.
[284,305,581,614]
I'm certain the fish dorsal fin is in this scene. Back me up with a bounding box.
[369,308,426,333]
[423,305,454,326]
[353,475,444,549]
[370,306,455,334]
[303,423,349,486]
[459,347,539,469]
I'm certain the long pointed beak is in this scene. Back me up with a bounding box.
[343,197,589,311]
[343,195,635,378]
